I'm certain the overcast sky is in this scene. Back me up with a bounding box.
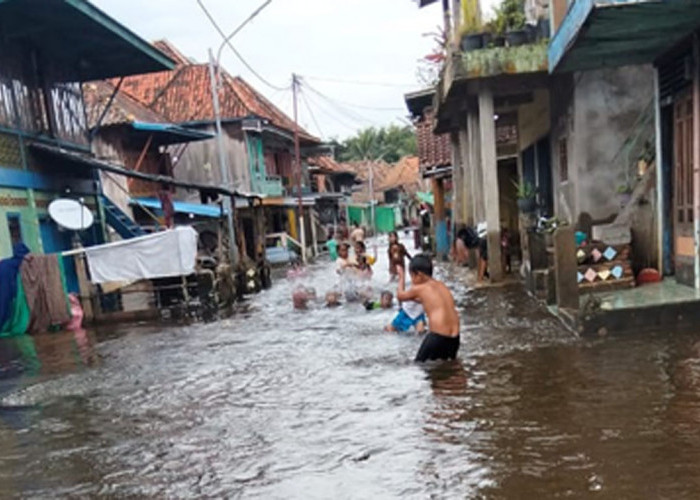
[91,0,456,141]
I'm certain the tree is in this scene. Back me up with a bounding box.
[336,125,417,164]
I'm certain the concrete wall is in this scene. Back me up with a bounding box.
[550,65,654,224]
[518,89,550,152]
[175,123,250,202]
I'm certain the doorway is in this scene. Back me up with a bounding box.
[673,91,694,286]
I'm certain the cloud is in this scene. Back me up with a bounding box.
[91,0,441,139]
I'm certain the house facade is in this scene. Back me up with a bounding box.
[413,0,694,333]
[0,0,174,294]
[115,41,338,259]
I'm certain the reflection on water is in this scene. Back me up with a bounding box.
[2,237,700,497]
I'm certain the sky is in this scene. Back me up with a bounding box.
[91,0,452,141]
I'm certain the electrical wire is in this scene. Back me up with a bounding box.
[196,0,288,92]
[301,80,406,112]
[301,90,361,133]
[302,82,379,125]
[304,75,417,89]
[299,88,325,139]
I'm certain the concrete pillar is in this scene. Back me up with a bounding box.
[478,88,503,281]
[467,110,484,225]
[553,226,579,311]
[458,127,472,226]
[432,177,449,259]
[450,131,463,227]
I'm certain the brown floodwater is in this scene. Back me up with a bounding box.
[2,238,700,498]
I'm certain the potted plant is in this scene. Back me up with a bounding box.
[494,0,527,47]
[514,180,537,213]
[460,0,486,51]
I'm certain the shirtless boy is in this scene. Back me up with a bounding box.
[396,254,460,362]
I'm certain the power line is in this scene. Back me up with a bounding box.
[301,90,361,133]
[302,81,379,125]
[304,75,417,89]
[301,80,406,112]
[196,0,288,92]
[299,88,325,139]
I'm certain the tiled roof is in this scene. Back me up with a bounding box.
[307,155,355,175]
[416,108,451,169]
[378,156,423,193]
[117,40,318,144]
[83,80,167,129]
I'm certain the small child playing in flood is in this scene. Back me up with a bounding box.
[364,290,394,311]
[384,298,427,334]
[325,290,342,308]
[387,231,411,280]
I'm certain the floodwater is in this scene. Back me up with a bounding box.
[3,237,700,498]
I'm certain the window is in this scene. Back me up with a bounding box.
[6,213,22,245]
[558,138,568,183]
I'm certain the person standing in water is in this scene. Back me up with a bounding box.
[396,254,460,362]
[387,231,411,280]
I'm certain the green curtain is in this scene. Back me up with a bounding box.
[0,276,30,338]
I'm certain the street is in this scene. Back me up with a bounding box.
[1,241,700,498]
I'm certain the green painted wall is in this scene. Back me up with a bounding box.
[0,187,40,258]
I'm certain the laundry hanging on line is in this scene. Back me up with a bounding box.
[83,226,198,284]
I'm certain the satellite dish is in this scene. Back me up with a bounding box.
[48,198,94,231]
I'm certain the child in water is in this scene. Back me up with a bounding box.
[364,290,394,311]
[384,298,427,334]
[387,231,411,280]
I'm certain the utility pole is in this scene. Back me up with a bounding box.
[204,0,273,268]
[208,49,239,267]
[292,73,307,263]
[368,159,375,234]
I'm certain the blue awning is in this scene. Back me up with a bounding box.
[131,122,214,145]
[549,0,700,73]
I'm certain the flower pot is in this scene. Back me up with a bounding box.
[461,33,483,51]
[517,197,537,213]
[537,18,551,39]
[506,29,529,47]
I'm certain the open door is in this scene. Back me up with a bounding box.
[673,91,695,286]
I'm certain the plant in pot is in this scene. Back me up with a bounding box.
[514,180,537,213]
[460,0,486,51]
[494,0,527,47]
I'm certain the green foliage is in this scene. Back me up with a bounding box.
[460,0,482,35]
[513,179,536,199]
[493,0,526,35]
[335,125,417,164]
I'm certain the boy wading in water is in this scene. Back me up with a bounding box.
[396,254,461,362]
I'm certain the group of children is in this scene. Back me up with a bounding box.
[290,229,461,361]
[292,231,430,336]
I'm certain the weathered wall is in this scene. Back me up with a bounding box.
[175,123,250,202]
[573,65,654,222]
[549,66,654,224]
[518,88,550,152]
